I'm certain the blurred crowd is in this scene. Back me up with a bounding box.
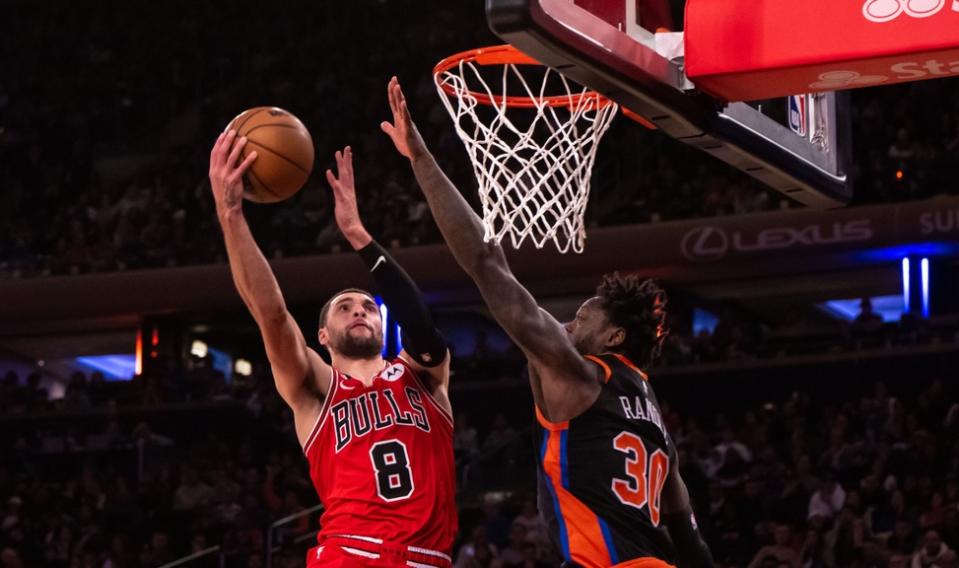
[1,347,957,567]
[0,361,326,568]
[1,1,958,278]
[4,297,957,419]
[450,377,959,568]
[660,299,959,367]
[689,374,959,568]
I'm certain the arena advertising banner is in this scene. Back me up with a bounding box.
[2,197,959,322]
[685,0,959,101]
[674,197,959,263]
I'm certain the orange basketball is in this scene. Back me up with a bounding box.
[226,107,314,203]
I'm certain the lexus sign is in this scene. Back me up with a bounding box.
[681,226,729,262]
[680,220,875,262]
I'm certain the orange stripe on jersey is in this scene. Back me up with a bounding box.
[612,557,676,568]
[611,354,649,382]
[585,355,613,383]
[542,428,613,567]
[535,406,568,431]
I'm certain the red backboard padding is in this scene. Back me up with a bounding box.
[685,0,959,101]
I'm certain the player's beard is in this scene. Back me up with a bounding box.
[572,340,590,356]
[570,332,592,356]
[332,325,383,360]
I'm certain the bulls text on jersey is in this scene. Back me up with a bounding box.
[331,386,431,452]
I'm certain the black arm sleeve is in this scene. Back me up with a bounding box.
[664,508,715,568]
[357,240,446,366]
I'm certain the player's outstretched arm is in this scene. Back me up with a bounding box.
[381,78,597,420]
[210,130,329,444]
[325,145,451,412]
[379,78,493,277]
[661,456,716,568]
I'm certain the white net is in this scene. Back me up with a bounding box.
[434,51,618,253]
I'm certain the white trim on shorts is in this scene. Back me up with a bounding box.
[341,546,381,559]
[407,545,452,562]
[330,534,449,564]
[341,534,384,544]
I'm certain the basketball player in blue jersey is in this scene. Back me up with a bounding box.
[381,77,715,568]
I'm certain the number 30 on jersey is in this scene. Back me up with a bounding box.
[611,431,669,525]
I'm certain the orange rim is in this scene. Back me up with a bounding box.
[433,44,614,109]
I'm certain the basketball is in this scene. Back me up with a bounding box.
[225,107,314,203]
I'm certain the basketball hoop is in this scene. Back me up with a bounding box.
[433,45,618,254]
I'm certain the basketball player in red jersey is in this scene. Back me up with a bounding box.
[381,78,714,568]
[209,130,456,567]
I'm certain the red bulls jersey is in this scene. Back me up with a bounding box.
[303,356,457,555]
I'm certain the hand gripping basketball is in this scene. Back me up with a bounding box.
[209,129,258,218]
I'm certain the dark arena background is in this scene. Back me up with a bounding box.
[2,1,959,567]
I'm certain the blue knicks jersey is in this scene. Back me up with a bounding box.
[534,354,676,568]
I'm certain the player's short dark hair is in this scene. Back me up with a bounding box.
[318,288,375,329]
[596,272,668,368]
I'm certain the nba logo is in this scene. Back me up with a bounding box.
[788,95,807,137]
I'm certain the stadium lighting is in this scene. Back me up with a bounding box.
[234,358,252,376]
[379,299,389,357]
[76,355,136,380]
[901,257,911,313]
[190,340,208,358]
[820,295,906,322]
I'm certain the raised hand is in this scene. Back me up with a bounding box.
[325,146,370,248]
[380,76,427,160]
[209,129,258,219]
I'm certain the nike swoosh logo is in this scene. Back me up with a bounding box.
[371,255,386,272]
[339,381,356,390]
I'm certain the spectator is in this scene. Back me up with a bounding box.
[798,528,829,568]
[498,523,530,566]
[889,128,917,162]
[0,497,20,534]
[454,413,480,462]
[920,492,950,532]
[481,496,512,550]
[890,520,921,556]
[713,427,752,487]
[0,548,23,568]
[455,526,499,568]
[107,534,136,568]
[511,498,549,553]
[514,542,551,568]
[852,298,885,347]
[482,413,519,470]
[139,530,174,567]
[172,466,212,512]
[912,530,953,568]
[808,471,846,522]
[825,506,866,566]
[482,414,517,454]
[748,524,799,568]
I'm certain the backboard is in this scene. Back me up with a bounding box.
[486,0,854,207]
